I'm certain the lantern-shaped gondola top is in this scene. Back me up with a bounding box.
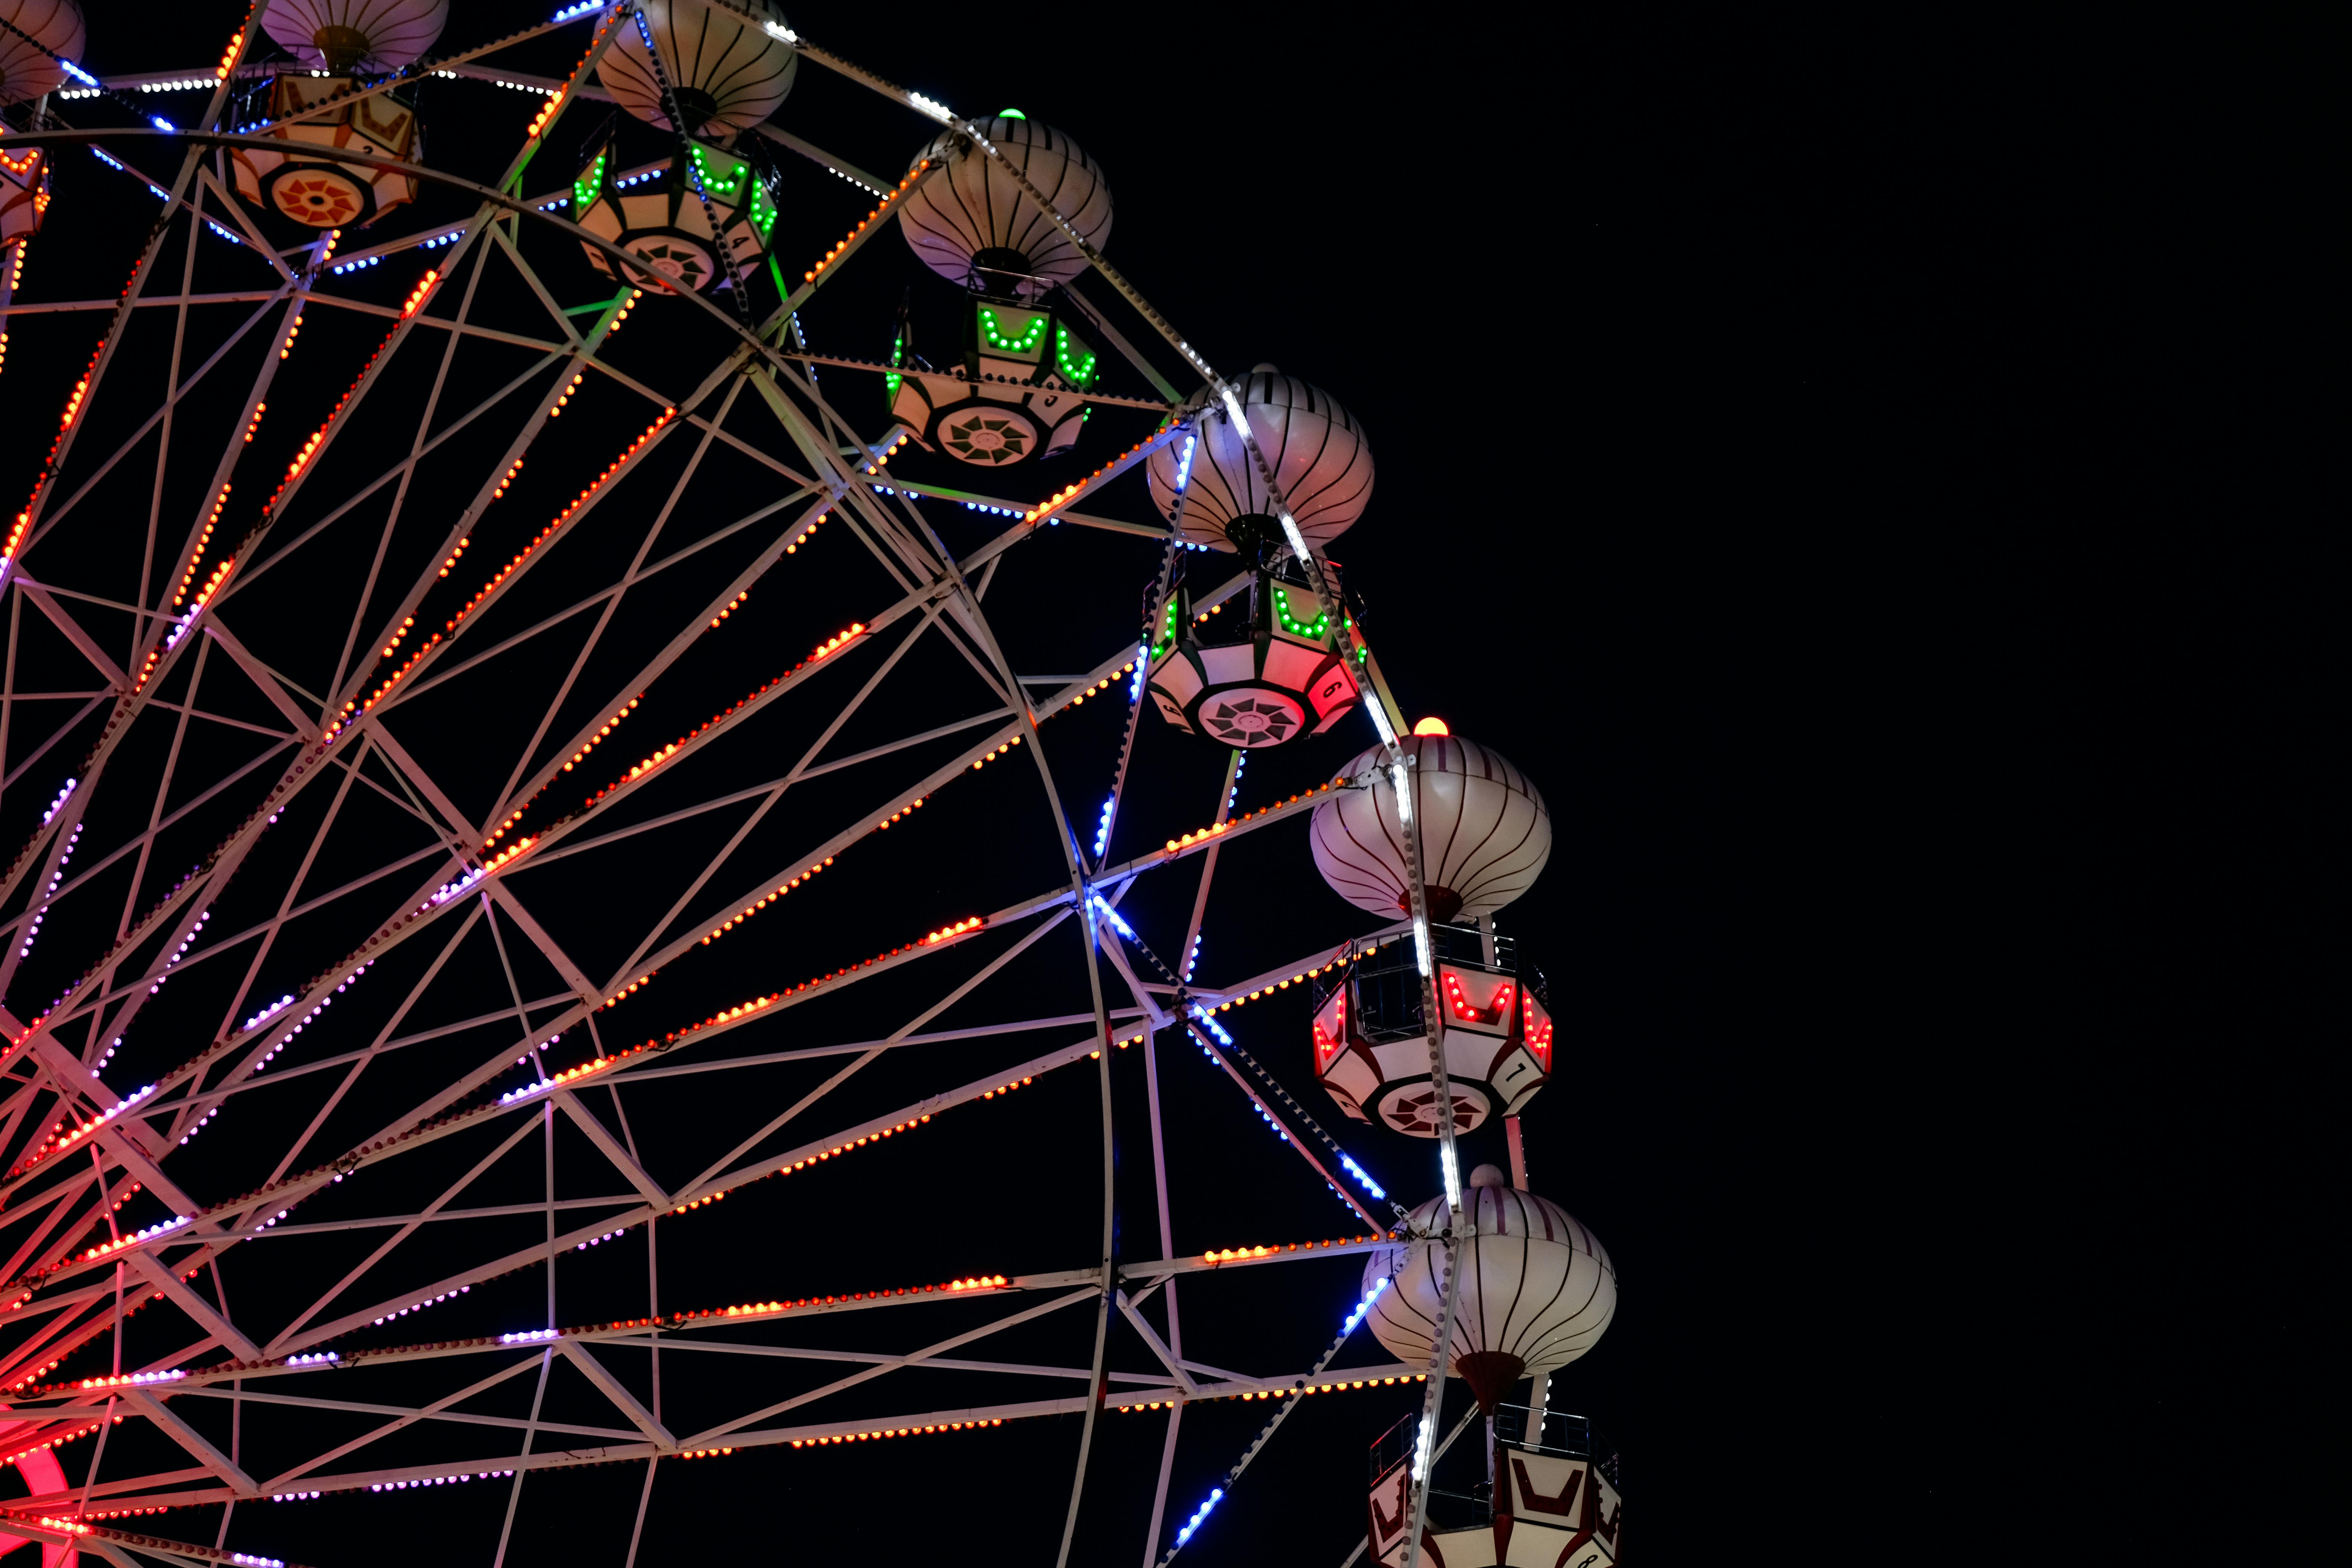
[1311,733,1551,926]
[260,0,447,71]
[900,114,1111,301]
[595,0,797,137]
[1311,922,1553,1136]
[1146,368,1373,556]
[573,132,777,296]
[0,0,85,104]
[1364,1166,1616,1413]
[1144,570,1360,749]
[231,0,448,228]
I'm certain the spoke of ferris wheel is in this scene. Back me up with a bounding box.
[375,478,822,709]
[16,1235,1405,1429]
[97,637,213,1015]
[744,368,947,594]
[23,583,1213,1316]
[0,1168,100,1283]
[135,193,210,660]
[25,785,446,1045]
[271,279,779,732]
[0,729,317,967]
[165,1377,648,1449]
[0,270,349,932]
[190,161,299,287]
[11,573,136,686]
[14,1,258,551]
[537,1008,1153,1093]
[199,1188,643,1245]
[21,283,295,549]
[0,289,307,318]
[0,693,104,794]
[261,1109,546,1358]
[253,1350,554,1497]
[228,1023,1118,1353]
[211,318,580,611]
[130,1360,1438,1509]
[598,602,954,986]
[33,764,443,1043]
[484,374,749,812]
[176,737,375,1067]
[678,1285,1102,1449]
[322,242,507,707]
[246,902,492,1199]
[491,708,1017,871]
[447,472,836,833]
[672,903,1075,1199]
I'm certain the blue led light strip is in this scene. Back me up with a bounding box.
[1156,1274,1401,1563]
[1095,893,1396,1210]
[1083,525,1175,868]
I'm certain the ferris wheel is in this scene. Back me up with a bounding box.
[0,2,1623,1565]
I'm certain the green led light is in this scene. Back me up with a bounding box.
[1054,325,1098,388]
[1149,599,1180,661]
[1275,587,1330,639]
[1000,108,1028,119]
[572,149,606,213]
[686,144,747,198]
[978,307,1047,353]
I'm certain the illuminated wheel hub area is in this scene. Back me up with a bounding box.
[0,5,1620,1566]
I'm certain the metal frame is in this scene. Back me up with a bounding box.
[0,9,1489,1565]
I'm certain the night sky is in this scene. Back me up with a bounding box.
[0,3,1776,1562]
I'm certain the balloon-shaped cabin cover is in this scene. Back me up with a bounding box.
[594,0,797,137]
[1311,733,1552,925]
[887,113,1107,467]
[1144,565,1360,748]
[1145,368,1374,555]
[0,0,85,106]
[231,0,447,228]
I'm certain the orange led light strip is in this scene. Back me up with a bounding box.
[524,9,618,140]
[173,486,231,606]
[336,409,677,733]
[692,861,833,945]
[792,1417,1003,1449]
[803,161,931,284]
[1059,663,1135,711]
[1021,430,1174,527]
[494,621,869,848]
[1200,1235,1387,1266]
[1165,778,1348,852]
[1119,1374,1428,1412]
